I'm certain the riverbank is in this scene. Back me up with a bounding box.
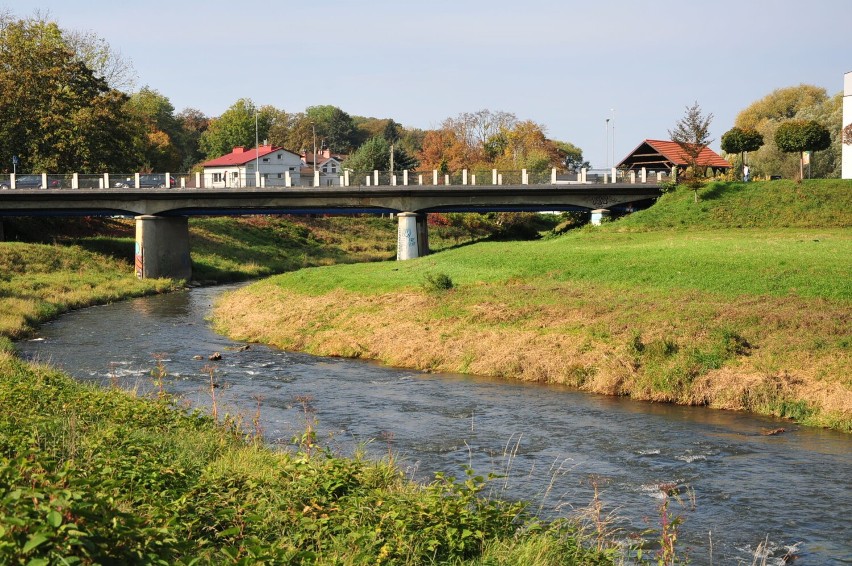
[213,180,852,432]
[2,215,627,563]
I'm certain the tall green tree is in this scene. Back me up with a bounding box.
[669,101,713,200]
[127,87,183,171]
[305,105,358,153]
[199,98,267,159]
[774,120,831,179]
[733,85,838,178]
[175,107,209,171]
[0,16,142,173]
[720,127,764,179]
[344,137,418,173]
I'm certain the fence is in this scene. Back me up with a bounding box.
[0,167,668,190]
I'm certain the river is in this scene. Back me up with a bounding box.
[18,285,851,565]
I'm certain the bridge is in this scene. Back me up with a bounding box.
[0,181,661,280]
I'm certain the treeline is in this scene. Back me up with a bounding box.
[0,14,587,176]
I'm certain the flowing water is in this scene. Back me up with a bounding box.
[18,286,851,565]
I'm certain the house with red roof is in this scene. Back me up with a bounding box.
[617,139,731,175]
[301,148,345,186]
[201,145,302,188]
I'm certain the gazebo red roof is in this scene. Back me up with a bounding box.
[617,139,731,170]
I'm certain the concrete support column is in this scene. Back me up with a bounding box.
[103,173,109,189]
[590,209,610,226]
[462,169,468,185]
[403,169,409,185]
[396,212,419,260]
[374,170,379,186]
[492,169,498,185]
[72,173,79,189]
[522,169,529,185]
[416,213,429,257]
[641,167,647,183]
[196,172,201,188]
[135,215,191,280]
[551,168,557,184]
[581,168,587,183]
[432,170,438,185]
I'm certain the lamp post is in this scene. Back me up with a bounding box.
[255,112,259,188]
[605,118,610,169]
[311,123,317,174]
[610,108,616,170]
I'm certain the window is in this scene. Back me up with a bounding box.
[262,158,269,162]
[277,173,282,178]
[331,166,337,173]
[322,167,328,173]
[289,167,295,171]
[277,154,282,159]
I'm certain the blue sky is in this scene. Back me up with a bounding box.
[7,0,851,168]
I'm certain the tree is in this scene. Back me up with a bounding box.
[734,85,835,179]
[554,141,589,172]
[720,127,764,179]
[305,105,358,153]
[175,107,209,171]
[199,98,262,159]
[774,120,831,179]
[0,16,143,173]
[669,101,713,200]
[344,137,418,174]
[127,87,183,171]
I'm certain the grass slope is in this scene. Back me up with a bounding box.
[214,181,852,431]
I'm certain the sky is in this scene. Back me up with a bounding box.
[6,0,851,168]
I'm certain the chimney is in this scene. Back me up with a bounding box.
[233,146,245,153]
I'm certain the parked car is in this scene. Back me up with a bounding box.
[114,174,176,188]
[0,175,60,189]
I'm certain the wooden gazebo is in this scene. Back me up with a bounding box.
[617,139,731,173]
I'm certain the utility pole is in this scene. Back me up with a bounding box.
[605,119,610,169]
[255,112,259,188]
[390,143,394,178]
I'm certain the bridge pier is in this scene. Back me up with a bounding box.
[135,215,192,280]
[396,212,429,260]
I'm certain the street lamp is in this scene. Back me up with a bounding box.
[255,112,259,188]
[311,123,317,174]
[605,118,610,169]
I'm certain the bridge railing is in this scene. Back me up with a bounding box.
[1,167,668,190]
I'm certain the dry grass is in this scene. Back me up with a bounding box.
[214,280,851,430]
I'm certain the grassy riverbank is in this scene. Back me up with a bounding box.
[2,215,630,563]
[214,180,852,432]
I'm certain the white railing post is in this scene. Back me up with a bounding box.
[403,169,409,186]
[392,175,397,186]
[641,167,647,183]
[373,170,379,186]
[630,170,636,184]
[103,173,110,189]
[491,169,497,185]
[432,170,438,185]
[180,176,186,188]
[522,169,528,185]
[611,167,617,183]
[603,173,609,184]
[581,167,587,183]
[471,174,476,186]
[255,171,261,188]
[418,174,423,185]
[285,171,292,187]
[71,173,79,189]
[444,174,450,185]
[463,169,468,185]
[134,173,140,188]
[657,171,663,183]
[366,176,371,186]
[551,167,557,184]
[41,172,48,188]
[314,170,320,187]
[498,173,503,185]
[195,172,201,188]
[343,170,349,187]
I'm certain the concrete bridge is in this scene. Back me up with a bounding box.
[0,183,660,279]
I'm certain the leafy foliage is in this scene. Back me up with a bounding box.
[0,17,143,173]
[774,119,832,178]
[668,102,714,196]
